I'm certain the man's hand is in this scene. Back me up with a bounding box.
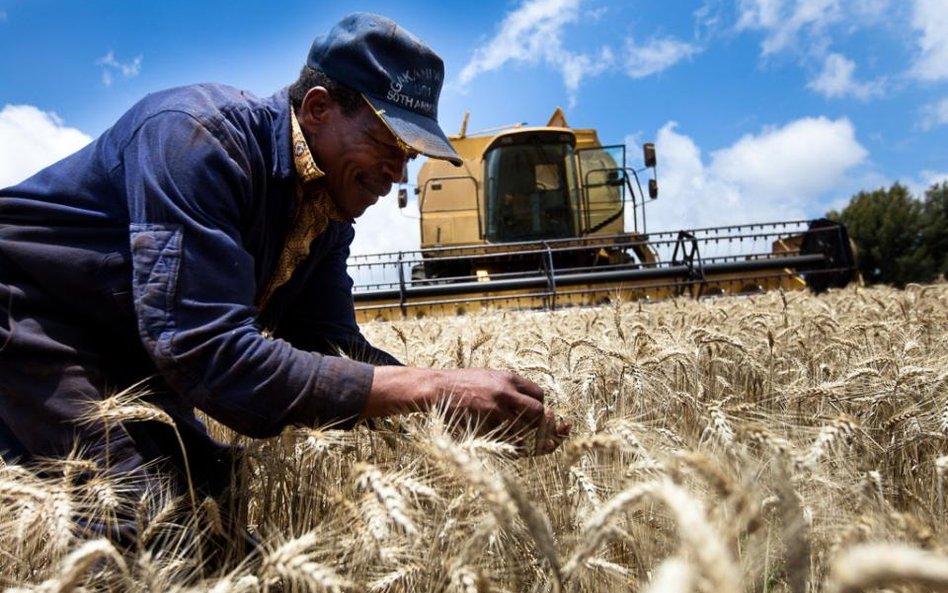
[435,368,545,425]
[533,409,571,455]
[363,367,570,453]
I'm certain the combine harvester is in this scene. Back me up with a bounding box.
[350,109,856,322]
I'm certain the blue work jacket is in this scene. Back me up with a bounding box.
[0,84,398,450]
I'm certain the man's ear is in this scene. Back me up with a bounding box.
[298,86,333,131]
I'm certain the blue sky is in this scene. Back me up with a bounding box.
[1,0,947,256]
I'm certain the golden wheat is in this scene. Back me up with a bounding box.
[1,283,946,591]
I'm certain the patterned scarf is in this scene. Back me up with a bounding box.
[256,107,349,311]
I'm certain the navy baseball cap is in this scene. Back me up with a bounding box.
[308,13,462,166]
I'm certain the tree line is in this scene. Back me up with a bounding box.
[827,181,947,287]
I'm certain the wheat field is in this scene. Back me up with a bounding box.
[1,282,947,592]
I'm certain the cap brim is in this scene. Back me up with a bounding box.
[363,95,462,167]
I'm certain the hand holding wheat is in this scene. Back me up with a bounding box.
[429,368,571,454]
[365,366,570,453]
[533,409,571,455]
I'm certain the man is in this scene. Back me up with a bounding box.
[0,13,567,532]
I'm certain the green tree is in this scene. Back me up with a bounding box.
[827,182,939,287]
[919,182,948,279]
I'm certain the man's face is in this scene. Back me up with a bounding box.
[305,95,416,220]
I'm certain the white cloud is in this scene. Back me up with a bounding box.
[910,0,948,81]
[0,105,92,188]
[459,0,591,90]
[808,53,884,99]
[459,0,695,103]
[735,0,782,31]
[921,171,948,193]
[712,116,867,197]
[560,47,614,100]
[350,189,420,257]
[737,0,784,30]
[736,0,843,56]
[96,50,142,87]
[636,122,748,235]
[642,116,867,234]
[585,5,609,21]
[848,0,892,21]
[733,1,913,102]
[920,97,948,130]
[624,36,701,79]
[907,169,948,198]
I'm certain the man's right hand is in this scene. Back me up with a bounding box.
[363,366,569,453]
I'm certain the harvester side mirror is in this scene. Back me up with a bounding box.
[643,143,656,168]
[397,188,408,209]
[649,179,658,199]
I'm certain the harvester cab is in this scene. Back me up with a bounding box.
[349,110,857,321]
[484,129,577,243]
[407,108,657,248]
[400,109,660,283]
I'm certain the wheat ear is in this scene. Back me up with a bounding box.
[354,462,417,540]
[428,433,515,526]
[41,539,129,593]
[503,474,563,592]
[563,481,657,577]
[825,543,948,593]
[641,556,694,593]
[261,532,353,593]
[652,478,742,593]
[79,380,200,517]
[449,564,491,593]
[205,575,260,593]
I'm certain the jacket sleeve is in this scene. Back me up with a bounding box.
[275,223,403,367]
[121,110,373,438]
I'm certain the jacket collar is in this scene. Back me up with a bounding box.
[289,106,326,183]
